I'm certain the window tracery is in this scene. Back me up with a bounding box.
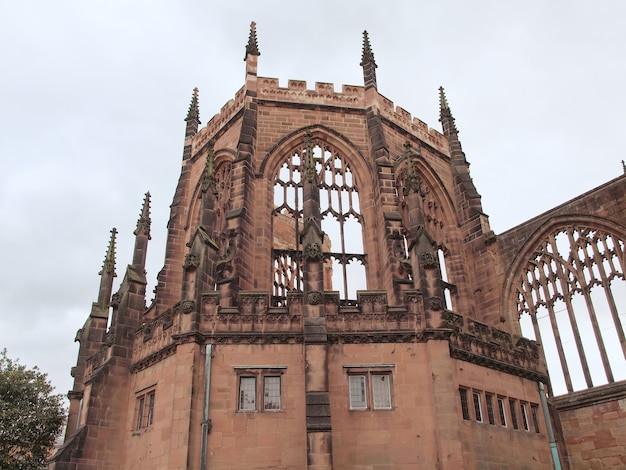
[516,225,626,395]
[272,141,366,305]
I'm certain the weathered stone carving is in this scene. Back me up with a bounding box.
[180,300,195,313]
[427,296,443,311]
[110,292,122,308]
[184,253,199,270]
[420,251,439,269]
[304,242,322,261]
[307,291,323,305]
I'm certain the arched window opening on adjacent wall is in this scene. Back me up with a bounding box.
[272,142,366,306]
[438,247,454,309]
[516,226,626,396]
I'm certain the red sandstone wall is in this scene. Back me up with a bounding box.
[206,343,307,469]
[553,382,626,469]
[328,342,553,469]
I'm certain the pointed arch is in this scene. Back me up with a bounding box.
[265,126,371,305]
[185,147,236,239]
[503,215,626,395]
[260,124,373,181]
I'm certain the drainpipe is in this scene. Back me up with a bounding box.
[200,344,213,470]
[538,381,562,470]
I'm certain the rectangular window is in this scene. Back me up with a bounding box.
[497,397,507,427]
[520,403,530,431]
[263,376,281,410]
[531,404,541,433]
[472,392,483,423]
[459,389,470,420]
[509,399,519,429]
[238,377,257,411]
[485,393,495,425]
[135,389,156,430]
[349,375,367,409]
[234,366,286,412]
[345,366,394,411]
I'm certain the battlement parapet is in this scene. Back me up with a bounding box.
[194,85,246,151]
[379,95,448,153]
[258,77,365,108]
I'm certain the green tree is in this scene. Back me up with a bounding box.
[0,349,65,470]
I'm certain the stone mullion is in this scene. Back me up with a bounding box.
[610,233,626,273]
[555,232,593,388]
[300,137,332,470]
[567,231,614,383]
[599,235,626,359]
[533,259,574,393]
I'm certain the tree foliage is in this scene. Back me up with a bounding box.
[0,349,65,470]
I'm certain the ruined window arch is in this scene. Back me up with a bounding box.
[393,156,455,307]
[514,224,626,395]
[272,140,366,305]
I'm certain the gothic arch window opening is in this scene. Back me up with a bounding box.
[516,226,626,396]
[272,142,366,305]
[438,247,454,309]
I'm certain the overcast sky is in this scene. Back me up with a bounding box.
[1,1,625,399]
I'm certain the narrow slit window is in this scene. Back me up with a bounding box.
[485,394,495,425]
[531,404,541,433]
[472,392,483,423]
[509,399,519,429]
[459,389,470,420]
[497,397,507,427]
[520,403,530,431]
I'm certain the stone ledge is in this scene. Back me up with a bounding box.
[551,380,626,411]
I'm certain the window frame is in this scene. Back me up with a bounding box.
[472,391,483,423]
[134,386,156,431]
[497,397,508,427]
[485,393,496,425]
[344,364,394,411]
[509,399,519,430]
[531,404,541,433]
[520,402,530,431]
[459,388,470,421]
[234,366,286,412]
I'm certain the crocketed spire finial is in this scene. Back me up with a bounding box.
[244,21,260,60]
[438,86,458,135]
[99,228,117,276]
[360,30,377,68]
[185,87,200,122]
[134,192,151,239]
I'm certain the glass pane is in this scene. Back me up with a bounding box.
[137,397,145,429]
[349,375,367,409]
[372,374,391,409]
[263,376,281,410]
[239,377,256,411]
[472,392,482,422]
[459,389,470,420]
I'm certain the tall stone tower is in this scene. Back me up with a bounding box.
[52,23,626,469]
